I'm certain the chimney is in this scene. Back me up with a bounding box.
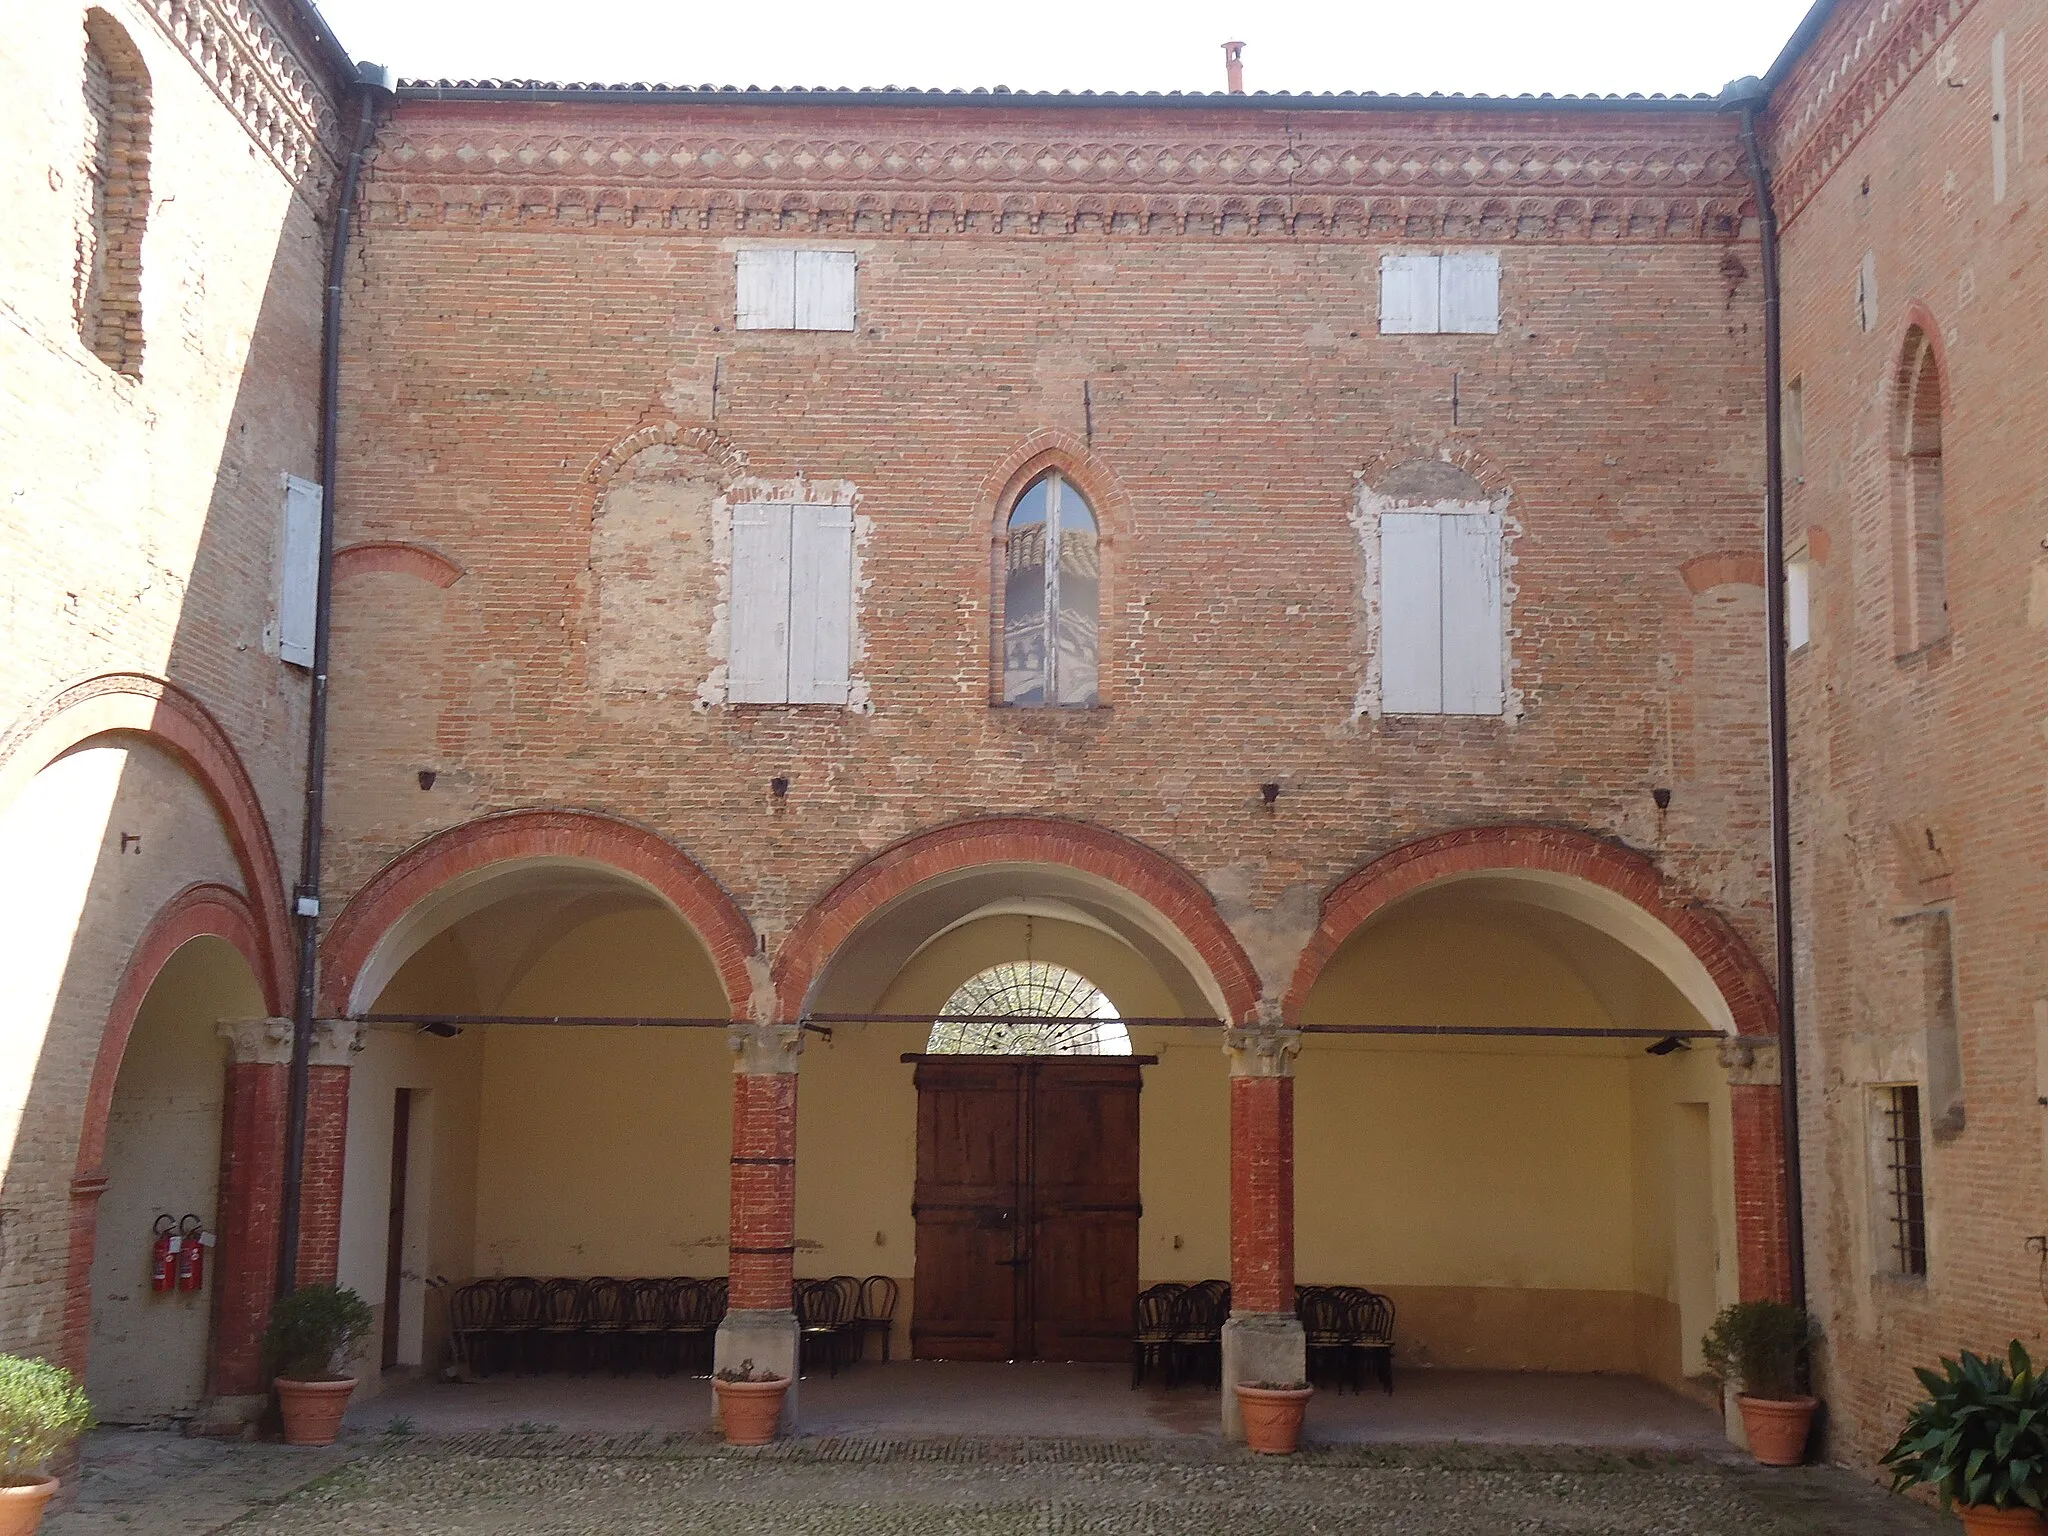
[1223,40,1245,94]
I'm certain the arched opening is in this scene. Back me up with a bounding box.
[926,960,1130,1056]
[1295,867,1743,1399]
[333,853,740,1382]
[88,935,258,1421]
[1891,327,1948,654]
[789,827,1250,1364]
[1001,471,1099,707]
[77,11,151,376]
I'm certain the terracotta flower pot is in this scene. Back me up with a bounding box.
[1736,1393,1818,1466]
[714,1378,789,1445]
[1959,1507,2048,1536]
[275,1376,356,1447]
[1235,1383,1313,1455]
[0,1476,58,1536]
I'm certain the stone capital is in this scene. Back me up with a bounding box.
[1225,1026,1302,1079]
[729,1023,805,1075]
[218,1017,294,1066]
[310,1019,368,1068]
[1718,1034,1782,1087]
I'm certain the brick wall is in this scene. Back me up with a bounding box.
[1770,0,2048,1471]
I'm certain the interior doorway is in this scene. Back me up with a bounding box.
[909,1055,1144,1363]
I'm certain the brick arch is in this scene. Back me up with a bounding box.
[333,540,464,589]
[1356,440,1514,501]
[318,809,758,1017]
[1285,823,1778,1037]
[61,881,267,1377]
[1680,551,1768,594]
[1892,300,1953,425]
[0,672,292,1008]
[1286,822,1791,1303]
[773,816,1262,1024]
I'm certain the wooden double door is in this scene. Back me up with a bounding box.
[909,1056,1144,1363]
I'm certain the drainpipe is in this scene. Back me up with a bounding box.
[1723,74,1807,1316]
[278,62,392,1295]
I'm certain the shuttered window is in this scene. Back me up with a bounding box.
[278,473,322,668]
[736,249,857,331]
[1379,510,1504,716]
[1379,252,1500,335]
[728,502,854,704]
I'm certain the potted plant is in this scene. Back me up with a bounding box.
[1702,1300,1818,1466]
[1234,1379,1313,1455]
[712,1359,789,1445]
[264,1284,373,1446]
[1882,1342,2048,1534]
[0,1355,92,1535]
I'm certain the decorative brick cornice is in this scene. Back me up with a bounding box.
[1770,0,1977,228]
[368,116,1755,243]
[138,0,341,193]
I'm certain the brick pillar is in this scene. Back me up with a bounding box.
[298,1021,366,1288]
[58,1175,110,1380]
[714,1023,804,1433]
[1221,1020,1305,1441]
[1721,1034,1793,1304]
[209,1018,292,1406]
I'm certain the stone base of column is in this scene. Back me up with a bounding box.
[187,1394,268,1438]
[1221,1312,1307,1441]
[713,1308,800,1435]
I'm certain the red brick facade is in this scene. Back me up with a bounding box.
[729,1071,800,1309]
[1229,1076,1296,1315]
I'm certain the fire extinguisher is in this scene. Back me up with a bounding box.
[151,1213,178,1293]
[175,1214,208,1293]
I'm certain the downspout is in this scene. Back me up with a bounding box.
[1723,75,1807,1315]
[278,62,392,1294]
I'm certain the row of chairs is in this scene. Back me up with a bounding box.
[447,1276,728,1378]
[1131,1280,1230,1388]
[1298,1284,1397,1394]
[794,1275,899,1376]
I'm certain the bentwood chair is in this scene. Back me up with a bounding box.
[581,1277,628,1375]
[1297,1286,1354,1392]
[448,1281,497,1378]
[1171,1280,1231,1388]
[1131,1284,1181,1388]
[856,1275,901,1363]
[1337,1286,1397,1394]
[495,1277,545,1375]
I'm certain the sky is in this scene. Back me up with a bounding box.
[309,0,1824,101]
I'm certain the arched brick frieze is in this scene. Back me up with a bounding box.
[0,673,293,1008]
[1679,551,1768,594]
[773,816,1263,1024]
[318,809,759,1017]
[332,540,465,588]
[1285,822,1791,1302]
[60,881,268,1378]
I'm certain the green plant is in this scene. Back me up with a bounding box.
[0,1355,93,1481]
[1701,1300,1815,1400]
[383,1415,416,1438]
[1882,1342,2048,1513]
[262,1285,373,1381]
[714,1358,785,1384]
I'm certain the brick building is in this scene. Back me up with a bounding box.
[0,0,2037,1472]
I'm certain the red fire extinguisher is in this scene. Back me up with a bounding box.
[151,1213,178,1293]
[175,1214,208,1293]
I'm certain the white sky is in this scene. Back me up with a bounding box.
[310,0,1822,101]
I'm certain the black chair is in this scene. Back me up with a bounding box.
[1337,1286,1397,1394]
[1131,1284,1182,1388]
[536,1277,584,1373]
[669,1278,721,1377]
[581,1277,629,1374]
[1171,1280,1230,1388]
[855,1275,900,1363]
[1297,1286,1354,1392]
[448,1280,497,1378]
[622,1278,670,1375]
[795,1278,858,1377]
[495,1277,545,1375]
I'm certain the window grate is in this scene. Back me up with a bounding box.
[1882,1086,1928,1276]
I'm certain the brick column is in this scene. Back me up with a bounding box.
[298,1021,366,1288]
[714,1023,804,1432]
[1221,1020,1305,1441]
[208,1018,292,1408]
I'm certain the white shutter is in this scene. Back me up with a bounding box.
[278,474,322,668]
[1440,252,1501,334]
[1379,512,1443,713]
[1787,559,1812,651]
[728,502,793,702]
[1380,254,1441,335]
[1439,512,1504,714]
[787,504,854,704]
[736,250,795,330]
[794,251,858,331]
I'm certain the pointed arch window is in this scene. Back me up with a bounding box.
[1002,472,1099,707]
[1891,328,1948,656]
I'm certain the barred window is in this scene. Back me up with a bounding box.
[1878,1085,1928,1277]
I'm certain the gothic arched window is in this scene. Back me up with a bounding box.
[926,962,1130,1056]
[1002,472,1099,707]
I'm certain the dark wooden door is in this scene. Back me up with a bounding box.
[910,1056,1143,1362]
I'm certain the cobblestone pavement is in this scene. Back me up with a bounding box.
[157,1432,1957,1536]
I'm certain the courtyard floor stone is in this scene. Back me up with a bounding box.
[47,1428,1960,1535]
